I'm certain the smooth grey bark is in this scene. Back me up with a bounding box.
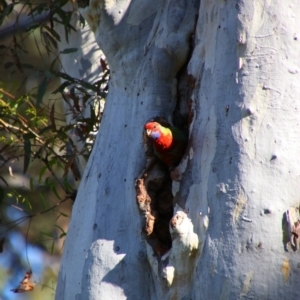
[56,0,300,299]
[188,0,300,299]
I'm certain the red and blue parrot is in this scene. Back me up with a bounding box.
[144,121,187,167]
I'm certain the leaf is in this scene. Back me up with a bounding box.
[0,3,14,26]
[90,103,96,121]
[20,63,35,70]
[49,57,59,70]
[80,81,98,92]
[23,135,31,174]
[50,103,56,131]
[57,210,69,218]
[43,25,61,42]
[0,191,6,207]
[51,185,61,200]
[0,237,5,253]
[8,166,14,177]
[60,232,66,238]
[50,240,55,254]
[36,126,52,138]
[11,270,35,293]
[11,40,23,73]
[39,192,46,210]
[39,166,47,183]
[29,3,47,16]
[42,32,57,53]
[54,224,65,234]
[24,197,32,211]
[41,231,53,237]
[63,156,73,178]
[52,80,71,94]
[69,87,80,111]
[79,14,85,27]
[4,62,14,69]
[29,178,34,191]
[51,10,74,43]
[100,58,107,71]
[36,77,48,108]
[54,71,74,81]
[60,48,78,54]
[25,23,41,32]
[53,0,69,9]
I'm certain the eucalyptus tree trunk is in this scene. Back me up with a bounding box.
[56,0,300,299]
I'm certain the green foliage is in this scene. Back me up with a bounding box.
[0,69,108,244]
[0,0,109,295]
[0,2,14,26]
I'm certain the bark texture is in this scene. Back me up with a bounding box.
[188,0,300,299]
[56,0,300,299]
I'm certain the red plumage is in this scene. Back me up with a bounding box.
[144,121,187,167]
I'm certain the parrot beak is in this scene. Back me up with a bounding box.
[146,129,151,136]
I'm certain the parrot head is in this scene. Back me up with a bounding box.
[144,121,186,166]
[144,122,162,141]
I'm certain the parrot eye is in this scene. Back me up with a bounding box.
[153,125,156,129]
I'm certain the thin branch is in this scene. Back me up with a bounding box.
[35,197,70,216]
[0,117,45,145]
[40,157,65,191]
[0,88,16,99]
[25,218,32,268]
[0,195,72,236]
